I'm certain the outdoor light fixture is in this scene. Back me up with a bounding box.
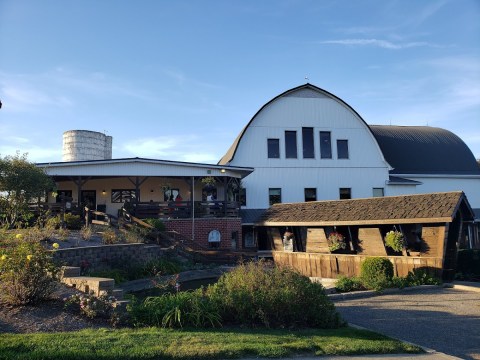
[220,169,226,173]
[102,190,106,195]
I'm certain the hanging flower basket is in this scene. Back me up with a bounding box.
[328,232,346,252]
[385,230,404,252]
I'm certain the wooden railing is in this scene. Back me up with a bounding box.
[131,201,240,219]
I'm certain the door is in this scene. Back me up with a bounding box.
[81,190,96,210]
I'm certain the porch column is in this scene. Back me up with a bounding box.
[128,176,149,205]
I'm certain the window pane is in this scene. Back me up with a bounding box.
[267,138,280,158]
[285,131,297,158]
[269,188,281,205]
[304,188,317,202]
[240,188,246,206]
[339,188,351,200]
[302,127,314,158]
[111,189,137,203]
[373,188,384,197]
[320,131,332,159]
[337,140,349,159]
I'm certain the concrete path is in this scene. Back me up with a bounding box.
[332,284,480,360]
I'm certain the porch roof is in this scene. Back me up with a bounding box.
[256,191,475,227]
[36,157,254,179]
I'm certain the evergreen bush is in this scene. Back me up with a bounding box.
[360,257,394,291]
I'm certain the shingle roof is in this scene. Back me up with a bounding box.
[256,191,473,226]
[240,209,267,225]
[370,125,480,175]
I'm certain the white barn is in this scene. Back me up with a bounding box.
[218,83,480,244]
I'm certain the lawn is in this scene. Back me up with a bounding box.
[0,326,422,360]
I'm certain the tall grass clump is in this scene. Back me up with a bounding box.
[207,260,343,328]
[129,288,221,328]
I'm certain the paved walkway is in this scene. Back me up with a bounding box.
[332,284,480,360]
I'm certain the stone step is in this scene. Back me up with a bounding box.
[113,300,130,311]
[99,288,124,300]
[61,266,81,278]
[62,276,115,296]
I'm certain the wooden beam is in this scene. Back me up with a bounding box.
[258,217,453,227]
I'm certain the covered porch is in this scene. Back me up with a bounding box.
[37,157,253,220]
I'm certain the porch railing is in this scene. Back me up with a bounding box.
[131,201,240,219]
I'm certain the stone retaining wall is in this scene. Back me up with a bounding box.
[52,243,164,270]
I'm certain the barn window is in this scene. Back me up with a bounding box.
[320,131,332,159]
[285,131,297,158]
[267,138,280,158]
[304,188,317,202]
[339,188,351,200]
[373,188,384,197]
[269,188,282,205]
[337,139,349,159]
[302,127,314,158]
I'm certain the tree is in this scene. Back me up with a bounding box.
[0,153,54,228]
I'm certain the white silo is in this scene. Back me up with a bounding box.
[62,130,113,161]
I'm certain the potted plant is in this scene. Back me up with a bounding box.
[328,231,346,252]
[385,230,404,252]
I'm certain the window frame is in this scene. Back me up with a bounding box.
[373,188,384,197]
[304,188,317,202]
[337,139,349,159]
[339,188,351,200]
[111,189,137,203]
[267,138,280,159]
[319,131,332,159]
[269,188,282,206]
[285,131,298,159]
[302,127,315,159]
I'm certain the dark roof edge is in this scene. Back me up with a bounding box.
[36,157,254,172]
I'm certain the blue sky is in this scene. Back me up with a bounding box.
[1,0,479,163]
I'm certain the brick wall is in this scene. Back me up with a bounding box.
[52,244,164,270]
[165,218,242,250]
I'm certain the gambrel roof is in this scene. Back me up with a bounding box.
[370,125,480,175]
[256,191,474,226]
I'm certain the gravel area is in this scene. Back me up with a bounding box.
[333,287,480,360]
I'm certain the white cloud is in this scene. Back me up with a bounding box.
[121,135,219,163]
[320,38,434,50]
[0,145,61,163]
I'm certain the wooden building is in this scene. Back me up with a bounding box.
[256,191,476,280]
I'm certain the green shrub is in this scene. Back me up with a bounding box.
[129,288,221,328]
[0,232,60,305]
[207,261,342,328]
[360,257,394,291]
[335,275,365,293]
[45,215,62,230]
[64,213,82,230]
[144,218,165,231]
[142,258,182,277]
[456,250,480,280]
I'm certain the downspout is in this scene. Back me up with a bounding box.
[191,176,195,242]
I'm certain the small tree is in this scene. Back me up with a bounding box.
[0,153,54,228]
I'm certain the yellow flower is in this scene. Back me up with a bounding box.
[15,234,23,239]
[26,255,33,261]
[52,243,60,249]
[1,255,7,261]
